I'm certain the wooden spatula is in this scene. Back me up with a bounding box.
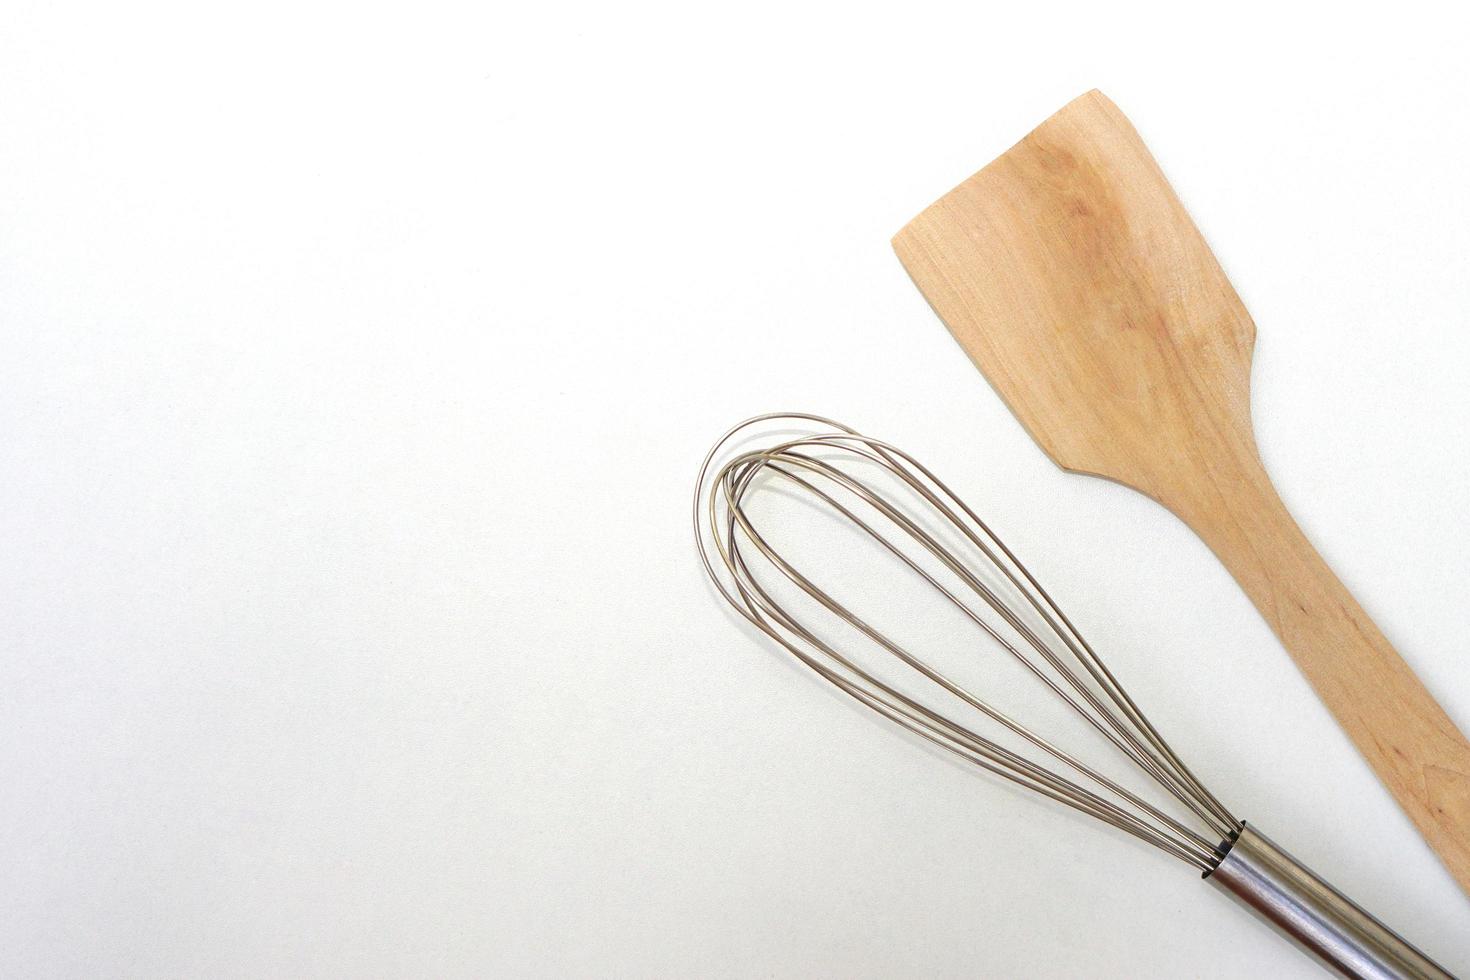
[893,89,1470,895]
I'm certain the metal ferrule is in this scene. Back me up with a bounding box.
[1206,823,1454,979]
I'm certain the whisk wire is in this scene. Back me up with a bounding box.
[695,414,1242,871]
[750,447,1228,833]
[782,433,1237,838]
[730,455,1225,858]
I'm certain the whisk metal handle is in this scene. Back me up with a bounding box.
[1207,824,1454,979]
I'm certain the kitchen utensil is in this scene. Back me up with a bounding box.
[694,412,1455,978]
[891,90,1470,895]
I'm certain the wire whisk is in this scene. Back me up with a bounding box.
[694,413,1453,980]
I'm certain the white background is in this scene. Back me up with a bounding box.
[3,2,1468,977]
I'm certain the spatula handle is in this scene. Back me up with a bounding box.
[1164,447,1470,894]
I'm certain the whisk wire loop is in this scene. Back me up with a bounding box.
[695,414,1242,871]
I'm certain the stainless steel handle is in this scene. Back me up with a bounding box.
[1207,823,1455,979]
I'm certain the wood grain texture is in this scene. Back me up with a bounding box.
[892,89,1470,896]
